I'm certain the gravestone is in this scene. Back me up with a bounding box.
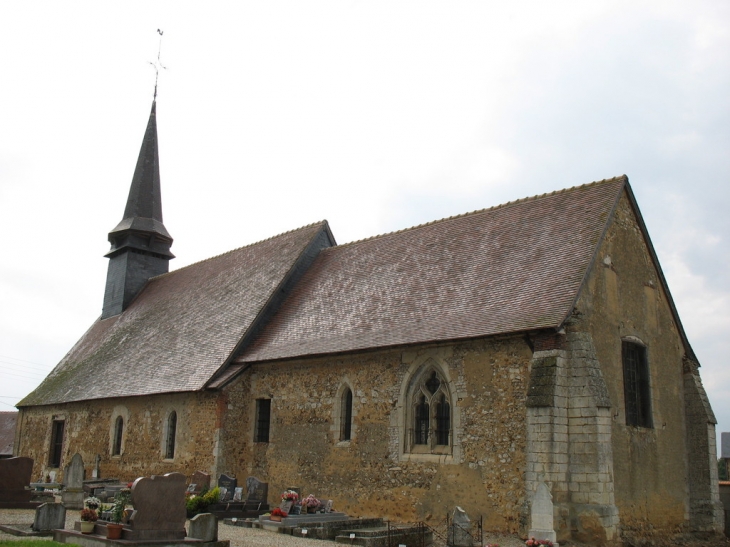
[92,454,101,479]
[32,502,66,531]
[245,476,268,503]
[325,500,333,513]
[218,474,236,501]
[528,482,558,545]
[722,432,730,459]
[128,472,187,540]
[61,453,85,509]
[191,471,210,494]
[0,457,34,506]
[188,513,218,541]
[450,506,472,547]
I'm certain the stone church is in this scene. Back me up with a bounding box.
[15,102,723,543]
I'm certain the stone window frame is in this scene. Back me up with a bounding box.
[162,409,178,460]
[621,337,653,428]
[48,415,66,469]
[396,352,461,464]
[109,406,129,457]
[254,398,271,443]
[332,380,357,445]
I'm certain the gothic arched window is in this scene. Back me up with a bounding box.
[408,369,452,453]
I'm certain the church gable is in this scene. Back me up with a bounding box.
[18,221,332,407]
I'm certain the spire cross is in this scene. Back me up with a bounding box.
[149,29,166,100]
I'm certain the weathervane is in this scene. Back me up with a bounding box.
[150,29,166,100]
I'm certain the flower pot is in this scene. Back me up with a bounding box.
[307,506,316,514]
[80,521,95,534]
[106,523,123,539]
[270,515,282,522]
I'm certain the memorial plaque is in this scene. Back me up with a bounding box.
[279,500,293,513]
[245,476,268,503]
[218,474,236,501]
[233,487,243,501]
[218,487,228,501]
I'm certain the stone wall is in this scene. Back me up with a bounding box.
[576,190,722,538]
[219,337,532,531]
[16,391,219,483]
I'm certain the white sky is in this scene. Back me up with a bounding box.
[1,1,728,455]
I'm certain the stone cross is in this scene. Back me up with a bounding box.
[61,453,85,509]
[92,454,101,479]
[528,481,558,545]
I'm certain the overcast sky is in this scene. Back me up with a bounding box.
[1,1,728,455]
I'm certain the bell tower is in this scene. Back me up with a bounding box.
[102,101,174,319]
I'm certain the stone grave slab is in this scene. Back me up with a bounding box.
[191,471,211,494]
[189,513,218,541]
[127,472,187,540]
[529,481,558,545]
[0,456,36,507]
[61,453,85,509]
[218,474,236,501]
[33,502,66,532]
[245,476,268,503]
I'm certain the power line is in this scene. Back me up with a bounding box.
[0,354,51,368]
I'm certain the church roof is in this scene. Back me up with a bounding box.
[18,222,332,406]
[235,176,628,363]
[21,174,693,405]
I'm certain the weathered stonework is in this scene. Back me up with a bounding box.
[218,337,531,531]
[15,391,219,483]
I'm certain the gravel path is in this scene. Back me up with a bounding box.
[0,508,532,547]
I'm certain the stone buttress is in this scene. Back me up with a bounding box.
[526,331,619,544]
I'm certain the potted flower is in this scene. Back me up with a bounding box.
[281,490,299,503]
[525,538,553,547]
[84,497,101,511]
[107,488,131,539]
[269,507,288,522]
[79,508,98,534]
[303,494,320,513]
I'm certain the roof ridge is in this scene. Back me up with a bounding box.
[154,221,328,278]
[331,175,627,250]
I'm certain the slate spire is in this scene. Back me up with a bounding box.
[101,101,174,319]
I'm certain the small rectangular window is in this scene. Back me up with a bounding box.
[49,420,65,468]
[254,399,271,443]
[622,341,652,428]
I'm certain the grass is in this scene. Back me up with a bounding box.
[0,542,68,547]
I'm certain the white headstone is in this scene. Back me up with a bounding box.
[528,482,558,545]
[721,432,730,459]
[451,506,472,547]
[61,453,85,509]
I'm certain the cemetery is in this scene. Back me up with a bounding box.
[1,453,515,546]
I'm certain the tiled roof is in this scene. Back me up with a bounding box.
[237,177,627,362]
[18,222,329,406]
[0,411,17,456]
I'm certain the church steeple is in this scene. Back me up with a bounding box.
[102,101,174,319]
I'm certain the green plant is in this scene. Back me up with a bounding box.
[110,488,131,524]
[186,486,220,517]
